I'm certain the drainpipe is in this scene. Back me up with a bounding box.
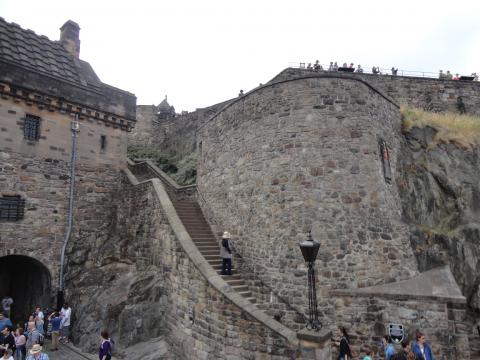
[57,115,80,308]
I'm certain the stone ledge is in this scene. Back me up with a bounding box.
[331,266,466,304]
[297,329,332,345]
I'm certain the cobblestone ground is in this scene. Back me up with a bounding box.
[40,340,98,360]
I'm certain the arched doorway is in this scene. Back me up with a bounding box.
[0,255,52,324]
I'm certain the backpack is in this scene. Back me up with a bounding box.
[108,338,115,355]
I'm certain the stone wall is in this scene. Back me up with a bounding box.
[0,98,129,168]
[331,292,469,358]
[128,99,233,160]
[271,68,480,115]
[127,105,161,147]
[0,94,127,299]
[197,76,418,315]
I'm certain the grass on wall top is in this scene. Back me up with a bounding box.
[401,106,480,150]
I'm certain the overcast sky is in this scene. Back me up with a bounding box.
[1,0,479,111]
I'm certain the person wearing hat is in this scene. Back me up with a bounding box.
[25,344,48,360]
[220,231,233,275]
[2,348,13,360]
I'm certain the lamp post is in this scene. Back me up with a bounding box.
[299,231,321,331]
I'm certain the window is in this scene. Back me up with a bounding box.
[379,139,392,184]
[100,135,107,150]
[23,115,41,141]
[0,195,25,221]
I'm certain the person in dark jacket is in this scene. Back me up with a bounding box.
[98,331,112,360]
[220,231,233,275]
[336,326,352,360]
[395,340,415,360]
[412,332,435,360]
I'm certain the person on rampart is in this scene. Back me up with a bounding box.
[307,63,312,70]
[220,231,233,275]
[372,66,380,75]
[333,62,338,71]
[445,71,452,80]
[391,67,398,76]
[356,65,364,73]
[314,60,322,71]
[452,73,460,80]
[438,70,444,79]
[328,62,334,71]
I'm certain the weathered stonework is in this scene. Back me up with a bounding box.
[197,76,417,302]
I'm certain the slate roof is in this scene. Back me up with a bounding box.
[0,17,102,90]
[0,17,136,121]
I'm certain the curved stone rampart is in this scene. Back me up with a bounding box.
[197,75,419,316]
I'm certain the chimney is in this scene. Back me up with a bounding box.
[60,20,80,58]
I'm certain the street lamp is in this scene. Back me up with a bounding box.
[299,231,321,331]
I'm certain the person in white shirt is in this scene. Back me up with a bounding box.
[59,303,71,343]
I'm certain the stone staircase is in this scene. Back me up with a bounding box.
[171,199,256,303]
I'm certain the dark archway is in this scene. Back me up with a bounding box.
[0,255,52,324]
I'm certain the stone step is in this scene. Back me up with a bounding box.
[180,216,208,224]
[193,239,220,249]
[172,204,201,210]
[199,250,219,256]
[196,245,218,250]
[245,297,256,303]
[216,269,237,275]
[221,274,242,280]
[238,290,252,298]
[224,279,245,286]
[230,285,249,292]
[183,228,213,233]
[182,221,213,229]
[176,211,205,216]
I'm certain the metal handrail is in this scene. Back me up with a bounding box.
[288,62,478,80]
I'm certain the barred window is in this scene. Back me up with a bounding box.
[0,195,25,221]
[24,115,41,141]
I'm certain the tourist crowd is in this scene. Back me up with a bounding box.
[302,60,478,81]
[336,326,436,360]
[0,298,71,360]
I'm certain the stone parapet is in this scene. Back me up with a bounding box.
[270,68,480,115]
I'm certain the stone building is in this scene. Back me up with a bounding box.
[0,17,136,322]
